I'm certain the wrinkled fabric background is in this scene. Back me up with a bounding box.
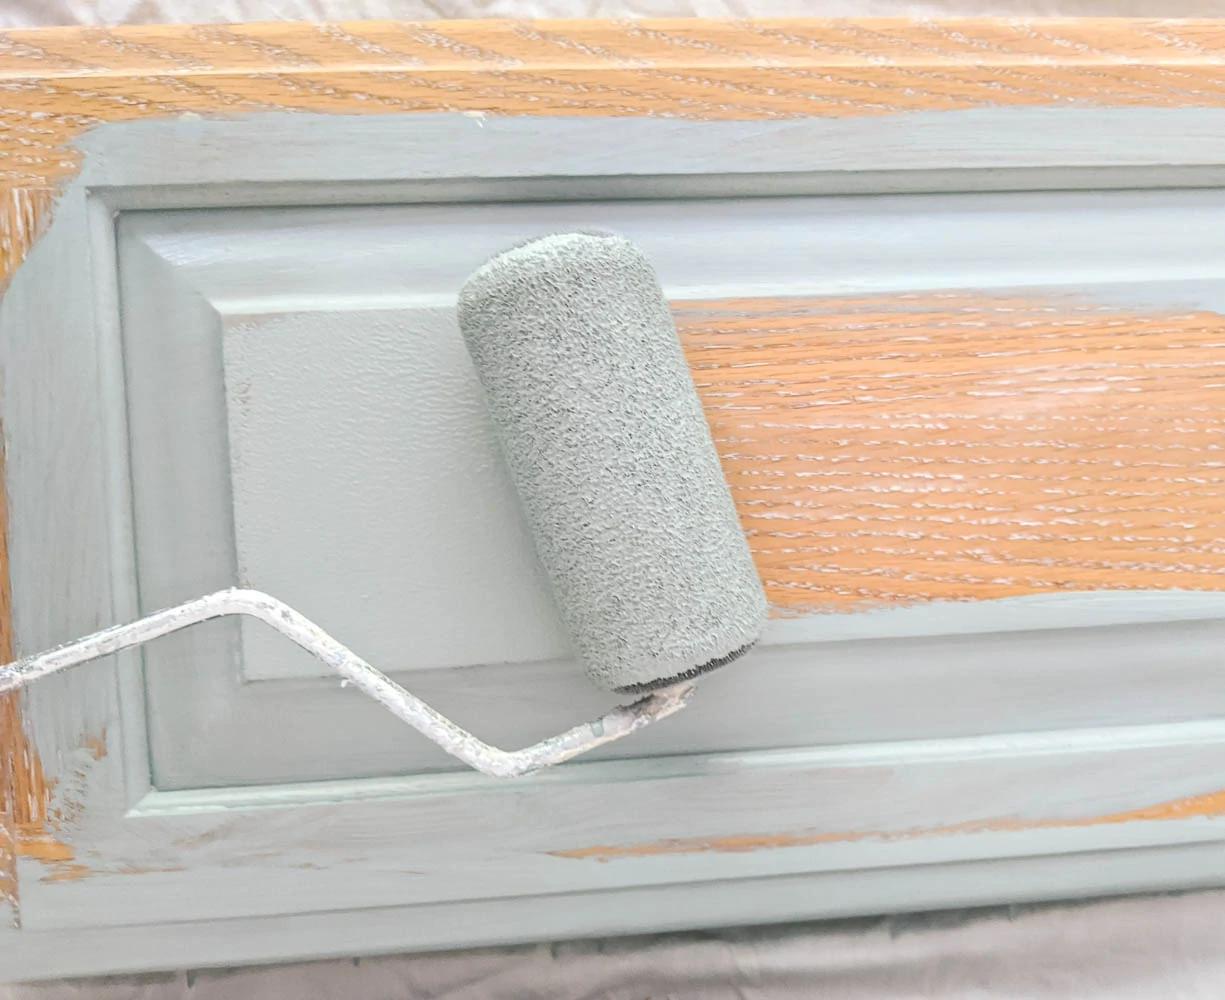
[9,894,1225,998]
[4,1,1223,997]
[3,0,1224,25]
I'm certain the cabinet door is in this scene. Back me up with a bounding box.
[7,22,1225,981]
[116,190,1225,791]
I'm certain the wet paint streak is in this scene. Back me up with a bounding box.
[674,291,1225,614]
[551,788,1225,862]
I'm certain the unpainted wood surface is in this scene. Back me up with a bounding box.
[678,292,1225,611]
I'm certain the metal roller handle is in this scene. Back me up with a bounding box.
[0,589,694,778]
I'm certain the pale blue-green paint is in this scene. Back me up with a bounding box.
[6,108,1225,980]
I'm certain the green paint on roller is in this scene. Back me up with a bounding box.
[458,232,767,693]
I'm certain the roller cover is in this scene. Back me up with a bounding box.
[457,232,767,692]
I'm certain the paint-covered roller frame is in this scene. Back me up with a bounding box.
[0,589,695,778]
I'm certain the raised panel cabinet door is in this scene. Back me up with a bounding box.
[6,18,1225,982]
[117,189,1225,789]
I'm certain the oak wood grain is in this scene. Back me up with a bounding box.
[677,292,1225,612]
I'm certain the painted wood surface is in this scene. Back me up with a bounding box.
[9,841,1225,983]
[102,186,1225,795]
[4,18,1225,978]
[0,485,16,923]
[0,177,122,940]
[21,715,1225,923]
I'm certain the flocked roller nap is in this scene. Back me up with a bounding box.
[458,231,768,693]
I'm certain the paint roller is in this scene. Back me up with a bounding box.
[0,232,767,777]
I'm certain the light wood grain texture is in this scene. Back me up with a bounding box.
[678,292,1225,611]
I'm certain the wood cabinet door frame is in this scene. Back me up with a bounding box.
[5,17,1225,980]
